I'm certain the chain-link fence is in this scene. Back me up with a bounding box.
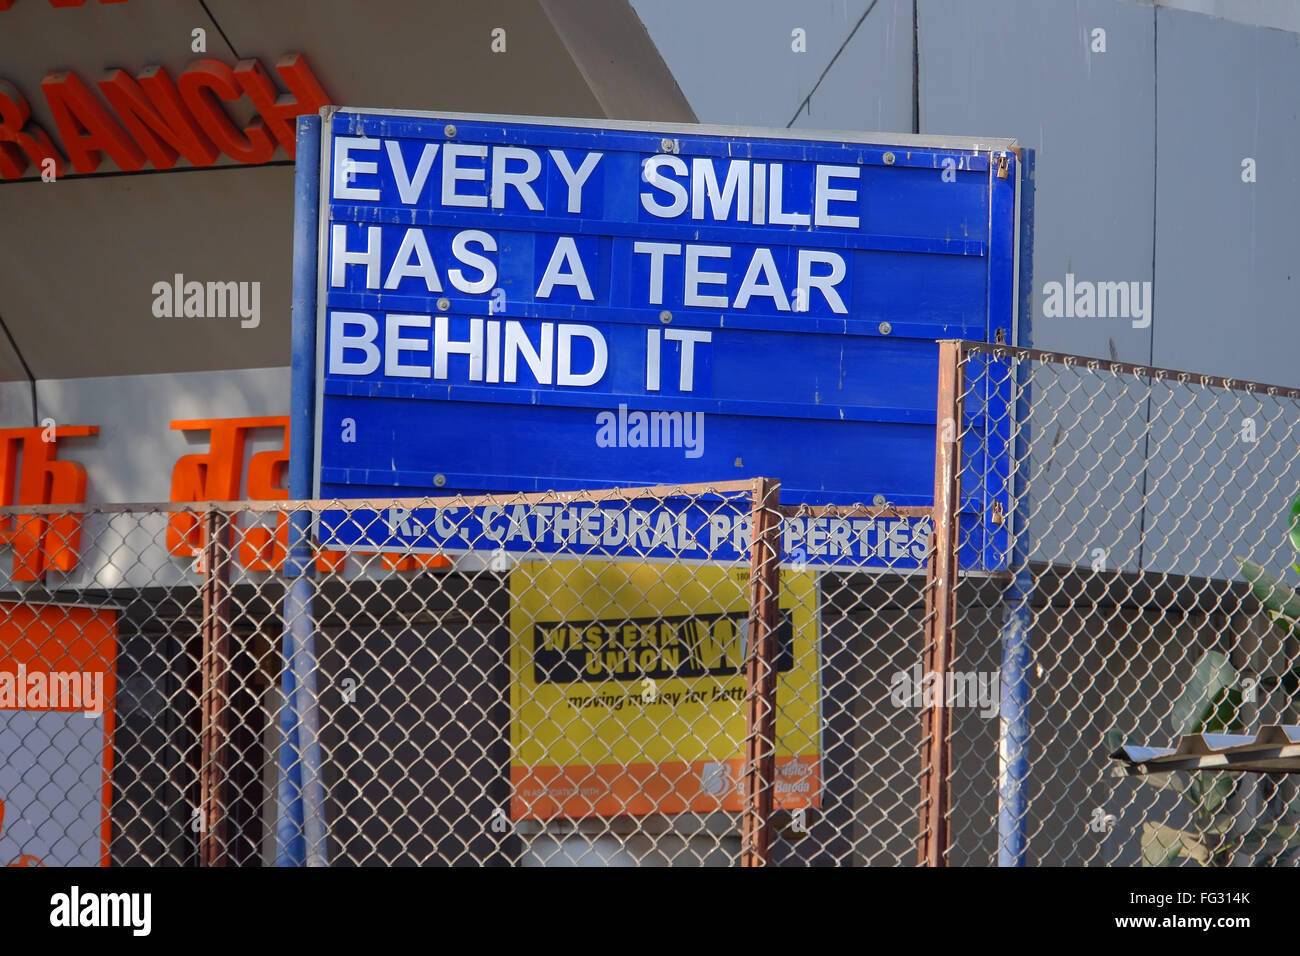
[0,481,937,866]
[1,342,1298,867]
[951,342,1300,866]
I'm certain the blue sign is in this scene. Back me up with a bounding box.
[308,109,1031,570]
[317,494,935,570]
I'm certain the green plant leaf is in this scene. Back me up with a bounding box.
[1265,610,1300,641]
[1190,771,1237,816]
[1210,687,1244,734]
[1141,822,1209,866]
[1171,651,1239,736]
[1289,493,1300,553]
[1259,665,1300,696]
[1240,560,1300,622]
[1244,822,1300,846]
[1234,823,1300,863]
[1200,814,1237,837]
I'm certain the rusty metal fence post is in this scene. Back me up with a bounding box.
[742,477,782,866]
[918,340,963,866]
[199,508,232,867]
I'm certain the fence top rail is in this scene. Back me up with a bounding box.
[778,503,933,520]
[951,340,1300,399]
[0,478,765,518]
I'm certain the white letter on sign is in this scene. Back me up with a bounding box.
[442,143,488,208]
[536,237,594,300]
[814,165,860,228]
[646,328,661,391]
[633,241,681,305]
[733,247,790,311]
[641,155,688,218]
[663,328,711,391]
[684,245,731,308]
[384,228,442,292]
[491,147,543,210]
[433,316,484,380]
[504,321,553,385]
[329,312,381,375]
[692,158,750,222]
[386,314,431,378]
[768,163,810,226]
[385,140,438,204]
[333,137,380,201]
[331,224,382,289]
[549,149,602,214]
[556,325,607,386]
[448,230,498,293]
[797,249,848,314]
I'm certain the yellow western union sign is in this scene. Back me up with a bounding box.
[509,561,821,820]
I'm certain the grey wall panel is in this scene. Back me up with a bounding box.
[29,366,288,505]
[919,0,1157,574]
[1134,383,1300,579]
[316,583,517,866]
[920,0,1156,364]
[1138,0,1300,34]
[1142,7,1300,578]
[0,380,33,422]
[1019,362,1153,574]
[0,167,294,378]
[788,0,914,134]
[1151,8,1300,387]
[630,0,876,128]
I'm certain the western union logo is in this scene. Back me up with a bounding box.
[531,611,794,683]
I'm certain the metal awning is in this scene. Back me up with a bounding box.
[1110,725,1300,775]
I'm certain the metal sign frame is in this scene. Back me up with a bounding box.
[305,106,1032,571]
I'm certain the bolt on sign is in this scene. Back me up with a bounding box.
[0,602,116,867]
[508,563,821,820]
[307,109,1030,571]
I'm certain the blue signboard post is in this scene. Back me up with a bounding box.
[307,107,1030,571]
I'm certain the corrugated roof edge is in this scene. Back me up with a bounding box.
[1110,725,1300,775]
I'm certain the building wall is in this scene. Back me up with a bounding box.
[635,0,1298,384]
[634,0,1300,581]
